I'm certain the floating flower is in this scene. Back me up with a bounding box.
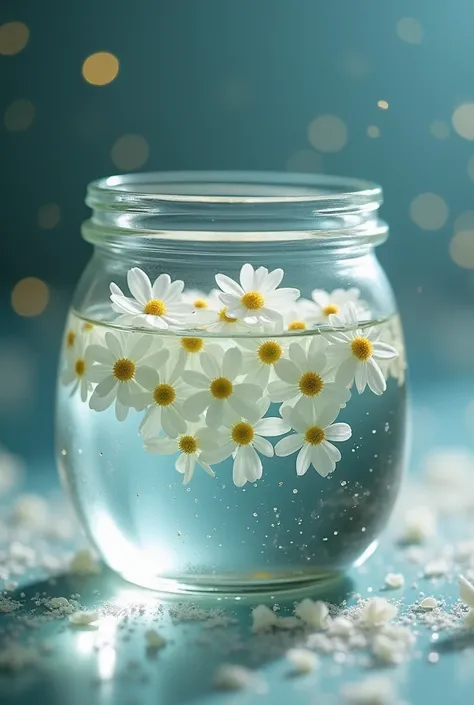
[163,336,222,372]
[130,351,191,439]
[238,337,290,388]
[379,317,406,387]
[110,268,194,330]
[182,347,262,427]
[325,303,398,395]
[87,331,159,421]
[143,423,217,484]
[305,288,369,324]
[215,263,300,324]
[182,289,222,326]
[275,403,352,477]
[199,401,290,486]
[61,335,93,402]
[268,336,351,413]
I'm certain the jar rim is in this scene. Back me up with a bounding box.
[88,170,381,207]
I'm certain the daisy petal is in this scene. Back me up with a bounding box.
[151,273,171,299]
[267,380,297,403]
[182,370,209,389]
[200,441,235,465]
[274,358,300,384]
[206,399,225,428]
[128,268,152,304]
[355,363,368,394]
[253,417,291,437]
[128,334,153,360]
[182,391,210,419]
[215,273,244,296]
[335,357,357,386]
[182,454,196,484]
[316,403,341,429]
[223,346,242,379]
[371,341,399,360]
[87,366,112,384]
[240,263,255,290]
[86,345,114,366]
[324,422,352,442]
[261,267,284,292]
[366,358,386,395]
[275,434,305,457]
[321,440,341,463]
[296,444,311,476]
[166,279,185,301]
[200,352,221,380]
[252,435,274,457]
[115,400,129,422]
[310,445,335,476]
[94,375,117,398]
[196,458,216,478]
[89,388,115,412]
[162,406,186,438]
[311,289,329,307]
[144,437,177,454]
[105,332,123,358]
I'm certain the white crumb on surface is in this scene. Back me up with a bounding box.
[214,664,265,692]
[69,548,100,575]
[0,597,21,613]
[328,616,354,637]
[45,597,80,615]
[419,597,437,610]
[168,603,227,623]
[286,648,319,673]
[251,604,300,633]
[341,675,397,704]
[360,598,398,626]
[145,629,167,649]
[424,560,448,578]
[294,598,329,629]
[68,610,99,626]
[401,506,436,543]
[384,572,405,589]
[12,494,49,527]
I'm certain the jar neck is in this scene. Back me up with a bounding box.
[82,171,388,256]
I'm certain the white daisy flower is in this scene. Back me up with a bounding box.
[63,316,101,352]
[268,336,351,413]
[275,403,352,477]
[109,267,194,330]
[87,331,161,421]
[238,337,289,388]
[281,303,313,333]
[130,350,191,439]
[215,263,300,324]
[325,303,398,396]
[199,401,291,487]
[182,289,222,326]
[61,335,93,402]
[162,336,222,372]
[303,288,369,324]
[201,306,252,334]
[143,423,217,485]
[182,347,262,427]
[378,317,406,387]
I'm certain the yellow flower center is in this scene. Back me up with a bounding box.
[231,422,254,445]
[241,291,265,311]
[144,299,167,316]
[83,322,94,331]
[113,358,136,382]
[305,426,325,445]
[323,303,339,317]
[193,298,208,309]
[75,359,85,377]
[178,435,198,454]
[218,307,237,323]
[257,341,283,365]
[351,336,373,361]
[288,320,306,331]
[180,337,204,354]
[298,371,323,396]
[210,376,233,399]
[153,383,176,406]
[66,330,76,348]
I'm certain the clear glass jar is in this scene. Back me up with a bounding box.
[56,171,407,593]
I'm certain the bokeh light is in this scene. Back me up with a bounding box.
[4,99,35,132]
[454,211,474,232]
[11,278,49,317]
[377,100,389,110]
[38,203,61,230]
[467,156,474,182]
[452,103,474,141]
[286,149,324,173]
[111,134,149,170]
[82,52,119,86]
[307,115,347,153]
[450,231,474,269]
[396,17,424,45]
[410,193,448,230]
[0,22,29,56]
[367,125,380,139]
[429,120,450,140]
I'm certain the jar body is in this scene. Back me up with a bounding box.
[55,174,407,593]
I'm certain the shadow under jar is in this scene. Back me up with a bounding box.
[56,171,407,594]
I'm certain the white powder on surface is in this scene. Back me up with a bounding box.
[419,597,437,610]
[45,597,80,615]
[145,629,167,649]
[400,506,436,543]
[286,647,319,673]
[69,610,99,626]
[294,598,329,629]
[69,548,100,575]
[214,664,266,692]
[360,598,398,627]
[341,675,397,704]
[384,572,405,589]
[0,596,21,613]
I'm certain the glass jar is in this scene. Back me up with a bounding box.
[56,171,407,594]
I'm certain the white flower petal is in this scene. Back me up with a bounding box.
[316,403,341,429]
[182,370,209,389]
[223,346,242,379]
[252,435,274,457]
[324,422,352,442]
[134,366,160,390]
[182,454,196,484]
[182,391,210,419]
[200,441,235,465]
[151,273,171,299]
[310,445,335,476]
[128,268,152,304]
[311,289,329,307]
[296,444,311,476]
[115,399,129,422]
[128,334,153,360]
[86,345,114,366]
[200,351,221,380]
[86,366,110,384]
[206,399,225,428]
[267,380,297,403]
[140,407,162,438]
[253,266,269,289]
[144,437,177,454]
[89,388,115,412]
[196,457,216,478]
[94,375,117,398]
[226,394,258,422]
[274,358,300,384]
[166,279,185,301]
[253,417,291,437]
[371,341,398,360]
[240,263,255,290]
[355,362,368,394]
[335,357,357,386]
[366,358,386,395]
[275,434,305,457]
[288,342,308,371]
[215,273,244,296]
[111,295,144,316]
[105,332,123,358]
[321,440,341,463]
[261,267,284,292]
[162,406,186,438]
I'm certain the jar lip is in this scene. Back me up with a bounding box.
[88,170,382,208]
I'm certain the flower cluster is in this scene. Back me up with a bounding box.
[61,264,403,487]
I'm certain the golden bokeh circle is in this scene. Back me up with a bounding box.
[410,193,448,231]
[307,115,348,153]
[452,104,474,141]
[396,17,424,45]
[367,125,380,138]
[82,52,119,86]
[38,203,61,230]
[11,278,49,317]
[0,22,29,56]
[111,134,149,170]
